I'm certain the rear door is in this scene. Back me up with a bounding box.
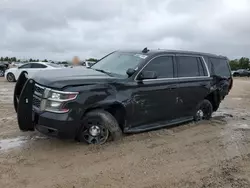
[176,55,211,117]
[129,55,179,127]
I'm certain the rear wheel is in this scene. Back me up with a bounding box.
[7,73,16,82]
[194,100,213,121]
[77,110,122,145]
[0,69,4,77]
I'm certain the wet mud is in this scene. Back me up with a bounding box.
[0,78,250,188]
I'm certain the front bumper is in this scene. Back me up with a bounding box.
[34,111,81,139]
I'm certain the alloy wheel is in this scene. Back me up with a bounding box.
[0,70,4,77]
[195,101,212,121]
[81,118,109,144]
[7,73,15,82]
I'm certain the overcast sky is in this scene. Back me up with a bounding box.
[0,0,249,61]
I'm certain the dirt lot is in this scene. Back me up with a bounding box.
[0,78,250,188]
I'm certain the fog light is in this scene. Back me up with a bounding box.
[50,101,61,107]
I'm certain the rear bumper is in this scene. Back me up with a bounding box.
[34,111,81,139]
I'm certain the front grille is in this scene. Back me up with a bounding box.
[34,84,45,97]
[33,83,45,110]
[33,96,41,109]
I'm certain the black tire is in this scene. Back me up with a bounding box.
[76,110,122,145]
[0,69,4,77]
[194,99,213,121]
[7,73,16,82]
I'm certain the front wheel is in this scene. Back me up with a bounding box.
[194,100,213,121]
[76,110,122,145]
[7,73,16,82]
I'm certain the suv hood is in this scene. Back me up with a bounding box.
[33,67,120,89]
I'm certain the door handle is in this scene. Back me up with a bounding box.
[168,84,178,90]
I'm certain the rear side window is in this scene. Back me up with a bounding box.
[31,63,47,68]
[177,56,207,77]
[209,58,231,77]
[143,56,174,78]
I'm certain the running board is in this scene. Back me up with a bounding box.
[124,117,193,133]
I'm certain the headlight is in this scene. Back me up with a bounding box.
[44,90,78,113]
[48,90,78,102]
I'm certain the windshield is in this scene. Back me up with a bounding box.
[91,52,147,76]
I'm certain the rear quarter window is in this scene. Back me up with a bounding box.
[209,57,231,77]
[177,56,208,77]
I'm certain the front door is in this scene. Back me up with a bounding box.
[129,55,179,127]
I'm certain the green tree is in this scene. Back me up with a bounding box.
[10,57,17,62]
[29,58,33,62]
[238,57,249,69]
[42,59,48,62]
[4,57,9,61]
[229,57,250,70]
[86,58,98,62]
[0,57,3,61]
[229,59,239,70]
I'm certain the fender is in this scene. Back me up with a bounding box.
[85,99,127,115]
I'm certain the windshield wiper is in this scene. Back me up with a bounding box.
[93,69,114,77]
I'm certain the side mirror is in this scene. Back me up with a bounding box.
[138,71,157,80]
[126,68,136,77]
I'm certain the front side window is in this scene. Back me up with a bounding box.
[177,56,207,77]
[91,52,145,77]
[142,56,174,78]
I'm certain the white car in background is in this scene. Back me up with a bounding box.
[81,61,96,68]
[5,62,62,82]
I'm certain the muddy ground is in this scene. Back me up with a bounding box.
[0,77,250,188]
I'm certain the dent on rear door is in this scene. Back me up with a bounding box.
[178,78,210,117]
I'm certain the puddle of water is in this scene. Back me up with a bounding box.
[0,135,48,152]
[0,136,27,151]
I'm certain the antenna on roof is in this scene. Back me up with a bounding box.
[142,47,149,53]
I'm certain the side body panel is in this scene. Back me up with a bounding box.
[176,77,211,117]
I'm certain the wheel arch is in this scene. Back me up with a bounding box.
[205,90,220,112]
[83,101,127,131]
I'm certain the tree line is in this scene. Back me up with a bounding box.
[0,57,48,62]
[0,56,248,70]
[229,57,249,70]
[0,57,98,63]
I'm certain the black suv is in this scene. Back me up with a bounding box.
[14,49,233,144]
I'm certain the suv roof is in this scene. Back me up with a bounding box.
[119,49,227,59]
